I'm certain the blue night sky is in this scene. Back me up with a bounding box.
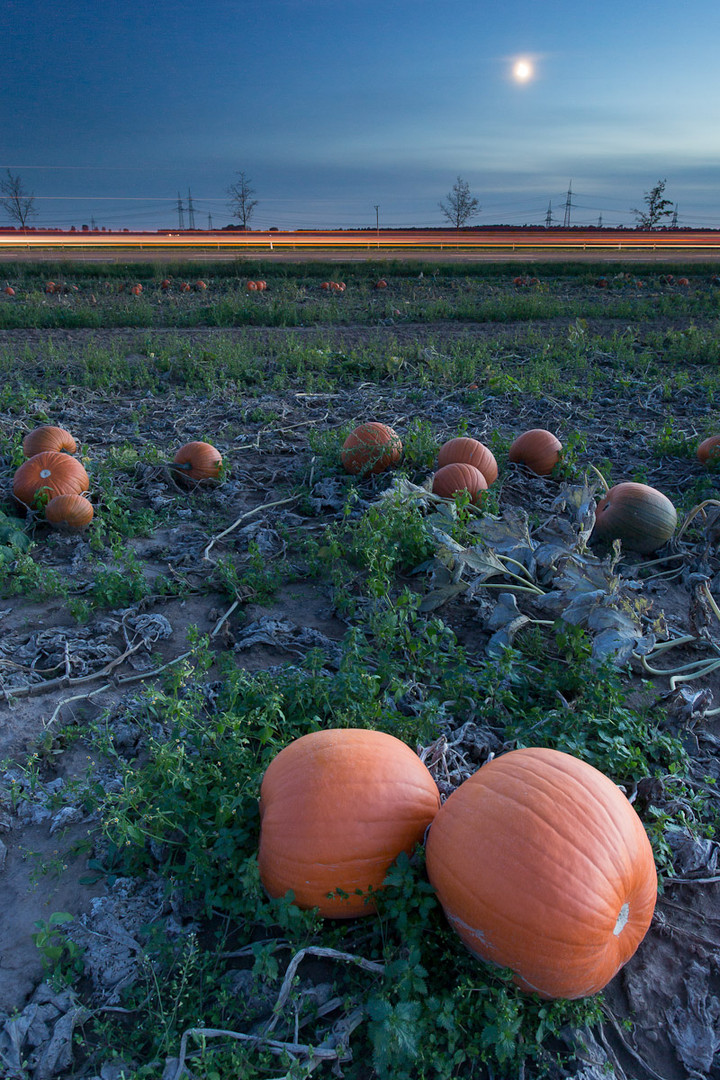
[2,0,720,230]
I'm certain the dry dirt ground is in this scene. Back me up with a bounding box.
[2,317,720,1079]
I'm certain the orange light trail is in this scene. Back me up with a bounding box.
[1,228,720,252]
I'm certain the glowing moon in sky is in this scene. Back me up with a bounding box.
[513,59,533,82]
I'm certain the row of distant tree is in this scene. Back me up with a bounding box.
[0,169,679,231]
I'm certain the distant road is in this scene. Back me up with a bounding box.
[2,227,720,262]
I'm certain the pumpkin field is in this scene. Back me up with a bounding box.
[2,258,720,1079]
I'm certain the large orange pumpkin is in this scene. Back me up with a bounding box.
[508,429,562,476]
[341,422,402,475]
[432,462,487,503]
[45,494,94,532]
[258,728,441,918]
[22,425,77,458]
[697,435,720,465]
[13,452,90,508]
[592,482,676,554]
[172,441,223,483]
[425,747,657,999]
[437,437,498,485]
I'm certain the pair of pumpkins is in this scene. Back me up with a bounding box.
[247,280,267,291]
[258,729,657,1001]
[432,437,498,503]
[13,426,93,532]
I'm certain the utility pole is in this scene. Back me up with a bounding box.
[187,189,195,229]
[545,201,554,227]
[597,214,603,228]
[90,215,96,230]
[207,213,213,230]
[562,181,573,228]
[374,204,379,247]
[671,204,679,228]
[176,193,185,229]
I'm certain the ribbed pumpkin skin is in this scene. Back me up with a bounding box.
[698,435,720,465]
[432,462,487,503]
[341,422,402,476]
[425,747,657,1000]
[259,728,441,918]
[173,441,223,482]
[13,452,90,508]
[437,437,498,485]
[592,482,676,554]
[45,494,94,531]
[508,429,562,476]
[22,426,77,457]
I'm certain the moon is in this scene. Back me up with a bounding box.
[513,59,533,82]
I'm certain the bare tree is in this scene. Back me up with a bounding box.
[632,179,674,229]
[0,170,37,228]
[439,176,480,230]
[227,171,258,229]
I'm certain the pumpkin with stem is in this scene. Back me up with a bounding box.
[341,422,402,476]
[13,451,90,509]
[172,441,223,483]
[22,425,77,458]
[438,437,498,485]
[259,728,441,918]
[45,494,94,532]
[432,462,487,504]
[508,428,562,477]
[592,481,677,554]
[425,747,657,1000]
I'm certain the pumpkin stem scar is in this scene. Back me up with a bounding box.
[613,903,629,936]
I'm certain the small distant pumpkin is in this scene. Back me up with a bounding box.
[256,280,267,291]
[375,279,388,289]
[258,728,441,918]
[592,482,677,554]
[180,282,191,292]
[45,282,56,294]
[438,437,498,486]
[3,286,15,296]
[432,462,487,504]
[320,282,331,290]
[677,277,690,286]
[195,280,207,291]
[13,451,90,509]
[160,278,172,290]
[341,422,402,475]
[130,284,143,296]
[246,281,258,291]
[22,425,77,458]
[698,435,720,465]
[45,494,94,532]
[595,277,609,289]
[508,429,562,477]
[172,441,223,483]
